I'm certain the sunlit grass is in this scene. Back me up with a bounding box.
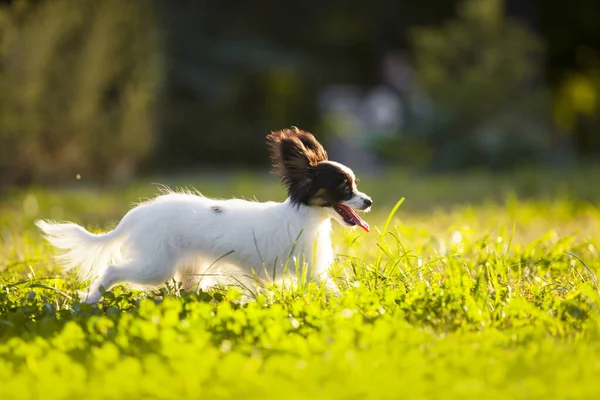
[1,167,600,399]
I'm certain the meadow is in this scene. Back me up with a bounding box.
[1,166,600,399]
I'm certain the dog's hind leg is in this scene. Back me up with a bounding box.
[81,255,179,304]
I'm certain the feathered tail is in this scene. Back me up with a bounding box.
[36,220,125,282]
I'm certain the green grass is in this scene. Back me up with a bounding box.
[1,167,600,399]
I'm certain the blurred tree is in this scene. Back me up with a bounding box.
[404,0,555,170]
[0,0,598,187]
[153,1,311,171]
[0,0,162,187]
[151,0,459,171]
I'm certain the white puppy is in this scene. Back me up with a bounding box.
[37,127,372,304]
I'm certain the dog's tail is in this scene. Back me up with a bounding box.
[36,220,126,282]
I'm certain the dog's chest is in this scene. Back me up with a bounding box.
[222,218,333,271]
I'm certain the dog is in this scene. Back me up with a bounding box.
[36,127,372,304]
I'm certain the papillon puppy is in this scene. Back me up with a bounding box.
[36,127,372,304]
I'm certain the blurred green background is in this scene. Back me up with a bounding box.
[0,0,599,188]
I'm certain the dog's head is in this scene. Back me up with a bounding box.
[267,127,372,232]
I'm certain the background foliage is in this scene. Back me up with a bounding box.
[0,0,598,184]
[0,0,161,186]
[400,0,553,170]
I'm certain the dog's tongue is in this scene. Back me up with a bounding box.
[337,204,370,232]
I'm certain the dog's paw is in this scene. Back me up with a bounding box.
[76,290,100,305]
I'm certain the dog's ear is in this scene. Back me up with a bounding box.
[266,127,328,203]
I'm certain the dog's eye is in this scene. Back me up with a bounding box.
[338,179,350,190]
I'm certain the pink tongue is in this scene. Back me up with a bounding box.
[338,204,370,232]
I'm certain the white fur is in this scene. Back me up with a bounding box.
[36,127,374,304]
[36,191,346,304]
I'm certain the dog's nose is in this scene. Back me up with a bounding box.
[363,198,372,208]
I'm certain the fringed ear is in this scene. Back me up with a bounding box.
[266,127,328,203]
